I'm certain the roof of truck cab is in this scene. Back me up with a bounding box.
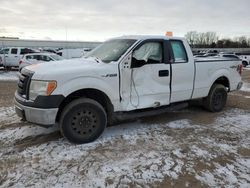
[113,35,185,41]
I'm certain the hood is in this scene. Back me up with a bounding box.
[24,57,116,80]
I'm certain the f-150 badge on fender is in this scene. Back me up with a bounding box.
[101,74,117,77]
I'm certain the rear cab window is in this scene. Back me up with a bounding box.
[170,40,188,63]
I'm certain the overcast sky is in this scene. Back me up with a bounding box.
[0,0,250,41]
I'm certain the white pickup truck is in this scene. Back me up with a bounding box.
[14,35,243,144]
[0,47,38,68]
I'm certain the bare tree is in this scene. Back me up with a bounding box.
[185,31,198,47]
[247,38,250,47]
[204,32,218,46]
[196,32,207,47]
[185,31,250,48]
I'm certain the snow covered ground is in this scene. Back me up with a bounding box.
[244,65,250,70]
[0,70,18,81]
[0,106,249,187]
[241,82,250,92]
[0,70,249,187]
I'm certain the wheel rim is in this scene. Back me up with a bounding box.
[212,91,224,109]
[70,108,99,138]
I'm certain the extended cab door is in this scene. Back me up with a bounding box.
[120,39,171,111]
[169,40,195,102]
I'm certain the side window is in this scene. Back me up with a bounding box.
[0,48,9,54]
[20,49,26,55]
[132,42,163,67]
[170,41,188,63]
[26,55,32,60]
[34,55,40,60]
[40,55,51,61]
[11,48,18,54]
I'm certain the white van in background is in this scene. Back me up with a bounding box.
[0,47,39,68]
[56,48,92,59]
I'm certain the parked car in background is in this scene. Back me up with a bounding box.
[56,48,92,59]
[19,53,64,71]
[194,52,218,58]
[0,47,39,69]
[217,54,240,60]
[235,52,250,67]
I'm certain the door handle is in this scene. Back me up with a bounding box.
[159,70,169,77]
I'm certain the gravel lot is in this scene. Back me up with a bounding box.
[0,69,249,187]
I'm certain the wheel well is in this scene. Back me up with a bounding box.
[56,89,114,122]
[213,76,230,91]
[242,61,248,65]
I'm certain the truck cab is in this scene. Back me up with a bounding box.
[14,35,243,144]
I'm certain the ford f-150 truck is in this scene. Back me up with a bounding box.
[14,35,243,144]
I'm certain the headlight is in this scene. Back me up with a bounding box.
[29,80,57,101]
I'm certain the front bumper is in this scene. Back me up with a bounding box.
[15,98,58,127]
[14,91,63,127]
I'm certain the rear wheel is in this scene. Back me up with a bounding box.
[203,84,227,112]
[59,98,107,144]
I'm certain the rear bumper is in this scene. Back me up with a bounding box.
[14,98,58,127]
[237,81,243,90]
[230,81,243,91]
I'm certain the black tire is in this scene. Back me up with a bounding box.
[242,61,248,67]
[203,84,227,112]
[59,98,107,144]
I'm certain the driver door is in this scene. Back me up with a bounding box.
[120,40,171,111]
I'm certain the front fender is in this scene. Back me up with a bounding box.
[53,76,120,109]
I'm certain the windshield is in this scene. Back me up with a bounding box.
[50,54,64,61]
[85,39,136,63]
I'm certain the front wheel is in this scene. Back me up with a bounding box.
[203,84,227,112]
[60,98,107,144]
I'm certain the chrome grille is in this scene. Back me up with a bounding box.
[17,71,33,99]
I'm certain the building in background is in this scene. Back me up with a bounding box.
[0,37,101,49]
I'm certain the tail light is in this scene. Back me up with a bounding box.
[19,60,23,65]
[237,64,243,75]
